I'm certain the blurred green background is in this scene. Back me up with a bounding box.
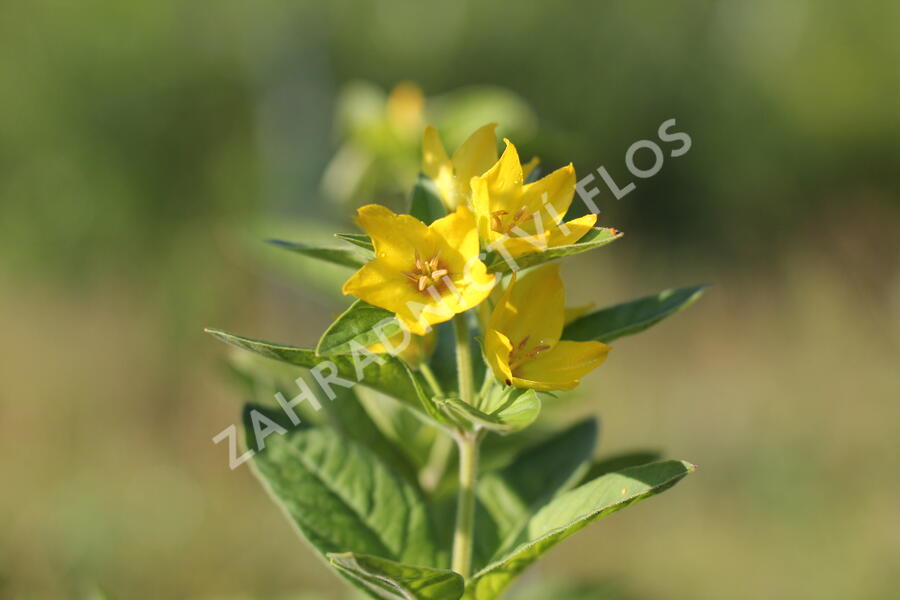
[1,1,898,598]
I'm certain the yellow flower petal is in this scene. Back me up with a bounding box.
[492,213,598,259]
[356,204,431,271]
[513,340,611,391]
[342,259,433,334]
[451,123,498,196]
[345,204,494,335]
[429,205,480,270]
[422,126,458,208]
[488,264,564,348]
[520,163,576,231]
[422,125,451,180]
[484,328,514,385]
[477,139,524,211]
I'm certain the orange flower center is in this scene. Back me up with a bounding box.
[508,335,552,374]
[490,207,534,235]
[403,251,451,295]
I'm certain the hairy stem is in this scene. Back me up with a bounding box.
[452,431,478,578]
[452,314,475,406]
[451,312,479,578]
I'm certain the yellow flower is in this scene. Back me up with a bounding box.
[342,204,495,335]
[484,264,610,391]
[471,139,597,260]
[422,123,539,210]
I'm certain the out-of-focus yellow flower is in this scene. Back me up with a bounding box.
[422,124,540,211]
[386,82,425,137]
[343,204,495,335]
[471,139,597,259]
[484,264,610,391]
[369,329,436,368]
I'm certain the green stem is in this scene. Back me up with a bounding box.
[452,431,478,578]
[418,362,444,398]
[451,313,479,578]
[452,314,475,407]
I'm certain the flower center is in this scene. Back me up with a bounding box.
[508,335,552,374]
[403,251,450,294]
[490,207,534,235]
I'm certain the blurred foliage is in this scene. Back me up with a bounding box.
[320,81,535,211]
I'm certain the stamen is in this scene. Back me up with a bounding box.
[405,251,451,295]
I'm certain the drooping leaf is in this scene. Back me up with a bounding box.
[329,552,464,600]
[410,173,445,224]
[336,232,375,252]
[267,239,368,269]
[206,328,424,409]
[477,419,598,557]
[465,460,696,600]
[243,406,446,571]
[562,285,707,343]
[316,300,401,356]
[484,227,623,273]
[438,389,542,434]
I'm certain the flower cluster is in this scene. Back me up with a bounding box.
[343,124,611,392]
[208,120,704,599]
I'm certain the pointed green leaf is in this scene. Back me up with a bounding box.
[438,389,542,434]
[317,300,401,356]
[484,227,623,273]
[336,232,375,252]
[267,239,368,269]
[584,450,662,482]
[562,285,707,343]
[410,173,445,224]
[243,406,445,571]
[329,552,464,600]
[477,419,598,557]
[206,328,423,408]
[466,460,696,600]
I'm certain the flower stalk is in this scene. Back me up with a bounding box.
[452,312,479,578]
[452,430,478,578]
[453,314,475,406]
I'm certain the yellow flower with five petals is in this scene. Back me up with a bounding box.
[342,204,495,335]
[422,124,538,210]
[471,139,597,260]
[484,264,610,391]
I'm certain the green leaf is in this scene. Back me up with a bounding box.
[477,419,598,556]
[484,227,623,273]
[562,284,707,343]
[267,239,368,269]
[243,406,445,570]
[438,389,542,434]
[466,460,696,600]
[410,173,445,224]
[356,388,444,473]
[328,552,464,600]
[336,232,375,252]
[206,328,424,408]
[584,450,662,482]
[317,300,401,356]
[320,386,421,485]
